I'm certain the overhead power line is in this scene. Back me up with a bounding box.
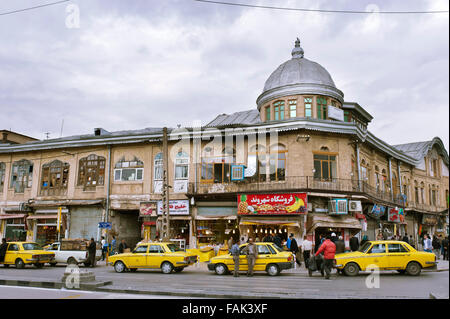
[193,0,449,14]
[0,0,70,17]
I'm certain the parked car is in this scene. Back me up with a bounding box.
[107,242,198,274]
[207,242,295,276]
[0,242,55,269]
[44,241,102,266]
[335,240,437,276]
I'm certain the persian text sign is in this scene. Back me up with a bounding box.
[140,202,157,217]
[157,200,189,215]
[238,193,307,215]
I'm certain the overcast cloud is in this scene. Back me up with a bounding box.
[0,0,448,151]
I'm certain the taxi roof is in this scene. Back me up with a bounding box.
[366,240,409,244]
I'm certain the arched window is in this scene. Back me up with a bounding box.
[269,144,287,181]
[392,173,398,197]
[414,180,419,203]
[420,182,425,203]
[374,166,380,191]
[381,169,388,192]
[154,153,163,181]
[175,151,189,180]
[40,160,69,195]
[114,156,144,181]
[78,154,105,187]
[360,159,369,182]
[0,162,5,192]
[10,159,33,193]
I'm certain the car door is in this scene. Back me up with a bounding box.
[364,243,388,270]
[128,245,148,268]
[148,244,164,268]
[387,243,410,269]
[4,244,19,264]
[255,244,272,271]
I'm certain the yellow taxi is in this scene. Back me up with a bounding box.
[335,240,437,276]
[1,242,55,269]
[207,242,295,276]
[107,242,198,274]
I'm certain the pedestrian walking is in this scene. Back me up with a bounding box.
[432,235,441,259]
[286,236,292,251]
[288,234,301,266]
[88,238,97,268]
[409,235,415,249]
[240,236,246,245]
[273,233,282,248]
[402,233,409,243]
[330,232,338,243]
[315,235,336,280]
[230,241,240,277]
[243,238,258,276]
[301,235,312,267]
[101,236,108,261]
[423,234,432,253]
[439,235,445,259]
[335,236,345,254]
[442,236,449,261]
[350,235,359,252]
[227,237,234,249]
[0,238,8,263]
[118,239,128,254]
[111,236,117,255]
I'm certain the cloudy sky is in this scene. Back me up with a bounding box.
[0,0,448,150]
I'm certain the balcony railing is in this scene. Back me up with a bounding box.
[188,176,406,206]
[406,201,448,213]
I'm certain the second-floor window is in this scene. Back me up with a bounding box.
[114,157,144,182]
[10,159,33,193]
[317,97,327,119]
[0,162,5,192]
[289,100,297,118]
[40,160,69,195]
[274,101,285,120]
[78,154,105,188]
[304,97,312,118]
[201,147,234,183]
[154,153,163,181]
[175,152,189,180]
[313,153,336,181]
[269,144,287,181]
[265,106,271,121]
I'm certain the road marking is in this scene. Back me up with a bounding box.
[60,294,82,299]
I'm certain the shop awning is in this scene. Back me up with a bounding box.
[0,214,27,220]
[168,216,191,220]
[307,215,362,232]
[27,214,58,220]
[239,217,301,228]
[195,215,237,220]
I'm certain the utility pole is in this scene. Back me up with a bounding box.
[161,127,171,241]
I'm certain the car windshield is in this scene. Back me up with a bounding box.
[358,242,372,253]
[166,244,182,252]
[22,243,42,250]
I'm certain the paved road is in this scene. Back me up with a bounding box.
[0,285,190,299]
[0,261,448,299]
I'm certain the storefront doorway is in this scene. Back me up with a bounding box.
[4,218,27,241]
[314,227,344,252]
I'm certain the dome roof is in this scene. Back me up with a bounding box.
[257,38,344,110]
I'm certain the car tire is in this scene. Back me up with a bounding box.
[129,268,137,272]
[266,264,280,276]
[397,270,406,275]
[114,261,127,273]
[174,267,184,273]
[406,262,421,276]
[214,263,228,276]
[161,262,174,274]
[343,262,359,276]
[15,259,25,269]
[67,257,77,265]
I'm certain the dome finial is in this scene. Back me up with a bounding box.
[291,37,304,59]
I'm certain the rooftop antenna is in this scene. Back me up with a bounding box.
[44,132,50,140]
[60,119,64,137]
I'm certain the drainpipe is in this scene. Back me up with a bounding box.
[355,141,361,191]
[388,157,394,201]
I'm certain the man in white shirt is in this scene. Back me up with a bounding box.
[423,234,433,253]
[301,236,313,267]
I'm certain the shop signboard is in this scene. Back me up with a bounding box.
[157,200,189,215]
[98,222,112,229]
[422,214,438,225]
[238,193,307,215]
[140,202,157,217]
[367,204,385,219]
[387,207,405,223]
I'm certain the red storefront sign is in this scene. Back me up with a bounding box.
[238,193,307,215]
[388,208,405,223]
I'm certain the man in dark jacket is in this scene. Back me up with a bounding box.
[335,236,345,254]
[289,234,301,266]
[118,239,127,254]
[402,233,409,243]
[0,238,8,263]
[88,238,97,268]
[349,235,359,252]
[442,237,449,261]
[272,233,282,248]
[315,235,336,279]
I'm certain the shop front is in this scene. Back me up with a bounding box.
[365,204,386,241]
[237,193,307,245]
[420,213,438,237]
[139,202,158,242]
[157,200,191,249]
[195,203,238,248]
[27,207,68,245]
[68,206,103,241]
[0,214,28,241]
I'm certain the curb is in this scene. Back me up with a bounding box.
[0,279,63,289]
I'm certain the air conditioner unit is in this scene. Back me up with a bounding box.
[328,199,348,215]
[349,200,362,212]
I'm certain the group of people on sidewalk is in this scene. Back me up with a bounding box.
[422,233,449,261]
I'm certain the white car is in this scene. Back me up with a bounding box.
[45,242,102,267]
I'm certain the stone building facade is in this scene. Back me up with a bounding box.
[0,39,448,251]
